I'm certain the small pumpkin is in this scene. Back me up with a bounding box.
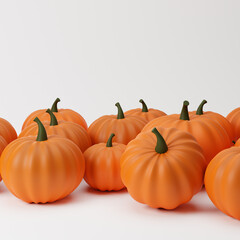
[227,107,240,141]
[0,136,8,181]
[88,102,147,145]
[19,109,91,153]
[22,98,87,130]
[189,100,234,141]
[0,118,85,203]
[142,101,232,166]
[0,117,17,144]
[120,127,205,209]
[125,99,167,122]
[84,133,126,191]
[204,147,240,220]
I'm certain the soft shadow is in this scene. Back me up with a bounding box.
[84,185,128,195]
[0,184,8,193]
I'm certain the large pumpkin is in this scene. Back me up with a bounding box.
[125,99,166,122]
[0,136,8,181]
[189,100,234,141]
[19,109,91,153]
[121,127,206,209]
[142,101,232,165]
[0,117,85,203]
[0,117,17,144]
[88,102,147,145]
[204,147,240,220]
[84,133,126,191]
[22,98,87,130]
[227,107,240,141]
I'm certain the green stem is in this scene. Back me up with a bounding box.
[106,133,115,147]
[34,117,48,141]
[115,102,125,119]
[233,140,236,145]
[51,98,60,112]
[46,109,58,126]
[196,100,207,115]
[139,99,148,112]
[180,100,190,120]
[152,128,168,154]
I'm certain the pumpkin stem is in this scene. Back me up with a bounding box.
[115,102,125,119]
[46,109,58,126]
[51,98,60,112]
[34,117,48,141]
[233,140,236,145]
[152,128,168,154]
[196,100,207,115]
[139,99,149,112]
[106,133,115,147]
[180,100,190,120]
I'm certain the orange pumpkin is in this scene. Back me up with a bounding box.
[204,147,240,220]
[125,99,167,122]
[0,117,17,144]
[189,100,234,141]
[19,109,91,153]
[0,118,85,203]
[142,101,232,166]
[88,102,147,145]
[234,138,240,146]
[84,133,126,191]
[227,107,240,141]
[0,136,8,181]
[120,127,205,209]
[22,98,87,131]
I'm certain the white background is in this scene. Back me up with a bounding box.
[0,0,240,239]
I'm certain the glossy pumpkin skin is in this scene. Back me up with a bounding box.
[204,147,240,220]
[0,119,85,203]
[84,134,126,191]
[0,136,8,181]
[19,120,91,153]
[189,100,234,142]
[227,107,240,141]
[0,117,17,144]
[88,103,147,145]
[22,98,87,130]
[142,101,232,166]
[125,99,167,122]
[121,127,206,209]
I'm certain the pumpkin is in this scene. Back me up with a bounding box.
[227,107,240,141]
[84,133,126,191]
[204,147,240,220]
[0,136,8,181]
[88,102,147,145]
[120,127,205,209]
[125,99,167,122]
[19,109,91,153]
[22,98,87,130]
[0,117,85,203]
[142,101,232,166]
[189,100,234,141]
[0,117,17,143]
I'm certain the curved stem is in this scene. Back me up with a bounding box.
[152,128,168,154]
[196,100,207,115]
[180,100,190,120]
[34,117,48,141]
[139,99,148,112]
[115,102,125,119]
[51,98,60,112]
[46,109,58,126]
[106,133,115,147]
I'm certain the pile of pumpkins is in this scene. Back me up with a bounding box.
[1,98,240,221]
